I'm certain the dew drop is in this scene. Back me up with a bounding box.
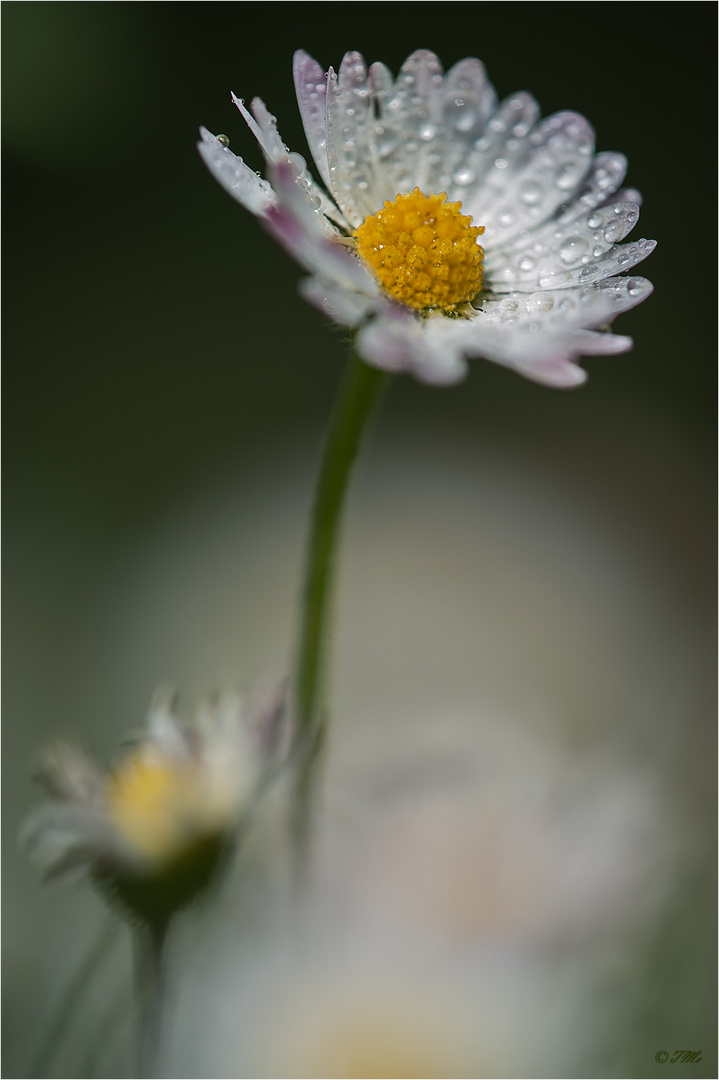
[448,97,478,132]
[216,134,230,148]
[518,255,535,272]
[559,235,589,264]
[452,166,476,186]
[538,269,570,288]
[555,163,580,190]
[519,180,542,205]
[526,294,554,313]
[494,157,508,170]
[603,221,624,243]
[374,125,399,158]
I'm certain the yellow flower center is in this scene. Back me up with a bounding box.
[107,753,220,864]
[354,188,485,312]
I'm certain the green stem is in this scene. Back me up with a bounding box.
[291,352,390,870]
[135,919,170,1079]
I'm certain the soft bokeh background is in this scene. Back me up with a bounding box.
[4,4,716,1078]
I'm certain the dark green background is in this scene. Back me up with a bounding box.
[4,4,716,1077]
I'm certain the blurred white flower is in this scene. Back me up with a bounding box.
[199,49,654,387]
[23,684,285,922]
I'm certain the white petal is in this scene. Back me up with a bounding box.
[145,685,193,759]
[425,316,591,388]
[322,50,496,224]
[449,91,540,213]
[557,151,629,220]
[21,804,114,879]
[235,96,348,231]
[472,111,596,244]
[293,50,332,191]
[324,53,380,226]
[35,742,105,804]
[233,94,288,162]
[356,309,468,385]
[567,238,656,288]
[265,159,379,294]
[197,127,276,216]
[486,203,654,293]
[480,277,654,331]
[298,275,377,327]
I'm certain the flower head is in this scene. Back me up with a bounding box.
[23,685,284,925]
[198,49,654,388]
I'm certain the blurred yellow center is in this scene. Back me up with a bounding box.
[355,188,485,312]
[107,753,211,862]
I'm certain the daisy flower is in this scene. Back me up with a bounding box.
[198,49,655,388]
[23,685,285,924]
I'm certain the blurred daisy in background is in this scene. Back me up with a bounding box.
[23,684,285,925]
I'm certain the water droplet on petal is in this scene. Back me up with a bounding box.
[519,180,542,205]
[216,134,230,148]
[374,125,399,158]
[559,235,589,264]
[448,98,478,132]
[538,269,571,288]
[603,221,625,243]
[452,166,476,186]
[526,294,554,313]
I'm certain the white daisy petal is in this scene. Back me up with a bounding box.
[265,159,379,295]
[233,94,288,163]
[323,52,388,226]
[197,127,275,216]
[480,277,653,330]
[451,91,540,216]
[486,207,654,293]
[356,307,469,385]
[298,275,378,327]
[293,49,332,191]
[199,50,655,388]
[569,238,656,288]
[557,150,629,220]
[477,111,596,243]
